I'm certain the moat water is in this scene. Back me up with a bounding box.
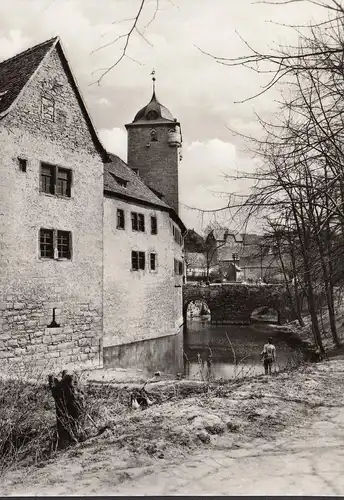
[184,316,302,380]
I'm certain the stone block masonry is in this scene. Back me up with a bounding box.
[0,293,102,370]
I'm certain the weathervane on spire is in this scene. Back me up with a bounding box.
[151,68,156,93]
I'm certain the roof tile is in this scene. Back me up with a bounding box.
[104,153,171,209]
[0,37,57,115]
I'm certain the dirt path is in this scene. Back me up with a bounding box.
[3,359,344,496]
[111,404,344,496]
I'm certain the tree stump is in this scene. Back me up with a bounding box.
[48,370,86,449]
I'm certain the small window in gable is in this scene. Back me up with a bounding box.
[18,158,27,172]
[41,94,55,122]
[110,172,128,188]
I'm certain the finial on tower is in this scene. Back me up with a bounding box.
[151,68,156,94]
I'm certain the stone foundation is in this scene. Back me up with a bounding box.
[103,331,183,375]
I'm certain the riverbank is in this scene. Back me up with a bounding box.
[2,355,344,495]
[280,302,344,354]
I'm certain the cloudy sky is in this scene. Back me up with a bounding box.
[0,0,324,233]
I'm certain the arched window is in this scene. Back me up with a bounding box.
[150,128,157,141]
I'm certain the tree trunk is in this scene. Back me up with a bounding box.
[48,371,86,449]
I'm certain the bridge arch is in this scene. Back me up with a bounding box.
[250,305,280,324]
[183,283,290,325]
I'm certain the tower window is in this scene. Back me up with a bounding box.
[131,212,145,232]
[147,110,159,120]
[150,253,157,271]
[151,216,157,235]
[150,128,157,142]
[18,158,27,172]
[117,209,125,229]
[39,228,72,260]
[132,251,145,271]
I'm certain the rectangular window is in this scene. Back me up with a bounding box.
[138,251,145,269]
[131,212,138,231]
[150,253,156,271]
[57,230,71,259]
[56,168,72,197]
[40,163,72,198]
[131,212,145,232]
[18,158,27,172]
[39,228,72,260]
[40,228,54,258]
[40,163,55,194]
[174,258,183,275]
[41,95,55,121]
[117,209,125,229]
[138,214,145,232]
[132,251,145,270]
[173,227,182,245]
[151,216,157,235]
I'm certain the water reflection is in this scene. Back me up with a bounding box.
[184,316,302,380]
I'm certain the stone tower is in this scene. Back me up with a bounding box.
[125,74,182,214]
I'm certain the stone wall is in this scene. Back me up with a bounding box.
[183,283,291,325]
[103,196,183,369]
[0,46,104,371]
[103,329,184,374]
[126,123,179,214]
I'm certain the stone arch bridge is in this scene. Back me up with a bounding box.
[183,283,291,325]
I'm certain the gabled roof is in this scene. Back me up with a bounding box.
[0,37,57,115]
[0,36,108,160]
[104,153,186,233]
[104,153,170,209]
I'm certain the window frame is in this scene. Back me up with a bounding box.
[151,215,158,235]
[39,228,72,261]
[18,157,27,172]
[149,252,157,272]
[131,211,145,232]
[131,250,145,271]
[117,208,125,229]
[40,162,72,198]
[174,258,183,276]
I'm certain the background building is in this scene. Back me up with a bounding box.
[184,226,285,283]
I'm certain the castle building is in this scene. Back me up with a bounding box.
[0,37,185,374]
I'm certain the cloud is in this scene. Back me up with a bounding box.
[179,138,255,233]
[99,127,127,160]
[0,30,30,60]
[96,97,111,106]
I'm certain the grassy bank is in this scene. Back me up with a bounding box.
[1,352,344,493]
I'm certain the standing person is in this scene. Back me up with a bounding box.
[261,337,276,375]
